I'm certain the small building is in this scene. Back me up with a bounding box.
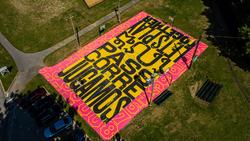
[84,0,105,8]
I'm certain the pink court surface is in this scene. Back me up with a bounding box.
[39,12,208,140]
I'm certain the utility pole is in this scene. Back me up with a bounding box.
[117,0,121,23]
[75,27,80,47]
[69,15,80,48]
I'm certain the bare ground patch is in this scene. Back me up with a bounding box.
[164,121,182,133]
[9,0,75,24]
[144,0,169,8]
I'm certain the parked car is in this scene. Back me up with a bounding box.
[36,104,64,126]
[30,102,53,117]
[37,109,64,126]
[31,96,52,107]
[29,96,53,115]
[28,91,47,102]
[18,88,47,109]
[26,88,47,103]
[73,129,86,141]
[44,116,73,138]
[36,104,62,119]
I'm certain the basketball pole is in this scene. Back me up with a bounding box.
[189,34,202,69]
[149,72,157,107]
[134,75,150,106]
[174,43,189,69]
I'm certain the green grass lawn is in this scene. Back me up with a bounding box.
[22,0,250,140]
[0,45,17,91]
[120,45,250,141]
[0,0,130,53]
[44,10,118,66]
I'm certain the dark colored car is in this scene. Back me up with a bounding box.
[73,129,86,141]
[31,96,52,107]
[44,116,73,138]
[18,88,47,109]
[25,88,47,103]
[36,104,62,119]
[39,113,58,126]
[37,108,63,126]
[29,96,53,115]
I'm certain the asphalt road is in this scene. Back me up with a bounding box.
[2,103,44,141]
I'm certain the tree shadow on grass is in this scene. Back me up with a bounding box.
[0,92,44,141]
[201,0,250,71]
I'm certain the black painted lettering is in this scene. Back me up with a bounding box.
[93,57,110,70]
[142,30,163,44]
[69,68,98,90]
[63,62,91,83]
[120,59,141,74]
[151,35,170,49]
[85,50,101,62]
[100,96,131,123]
[58,59,87,77]
[101,42,117,53]
[106,52,125,66]
[112,72,132,90]
[102,64,121,80]
[123,81,145,99]
[93,89,122,114]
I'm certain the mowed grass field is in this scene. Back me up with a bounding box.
[0,0,130,53]
[0,45,17,90]
[21,0,250,141]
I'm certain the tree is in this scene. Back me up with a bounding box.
[239,20,250,56]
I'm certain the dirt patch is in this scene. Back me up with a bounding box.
[144,106,165,122]
[190,15,209,30]
[187,112,214,126]
[187,113,197,123]
[164,121,182,133]
[189,81,200,98]
[122,106,166,137]
[9,0,75,24]
[144,0,168,8]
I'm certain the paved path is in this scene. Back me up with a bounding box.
[0,0,140,94]
[0,83,5,117]
[0,33,44,92]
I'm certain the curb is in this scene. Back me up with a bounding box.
[6,71,19,95]
[0,79,6,95]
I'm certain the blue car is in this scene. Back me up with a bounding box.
[44,116,73,138]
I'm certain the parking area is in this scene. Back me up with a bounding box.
[18,88,63,127]
[16,87,89,141]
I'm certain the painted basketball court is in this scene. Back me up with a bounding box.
[39,12,208,140]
